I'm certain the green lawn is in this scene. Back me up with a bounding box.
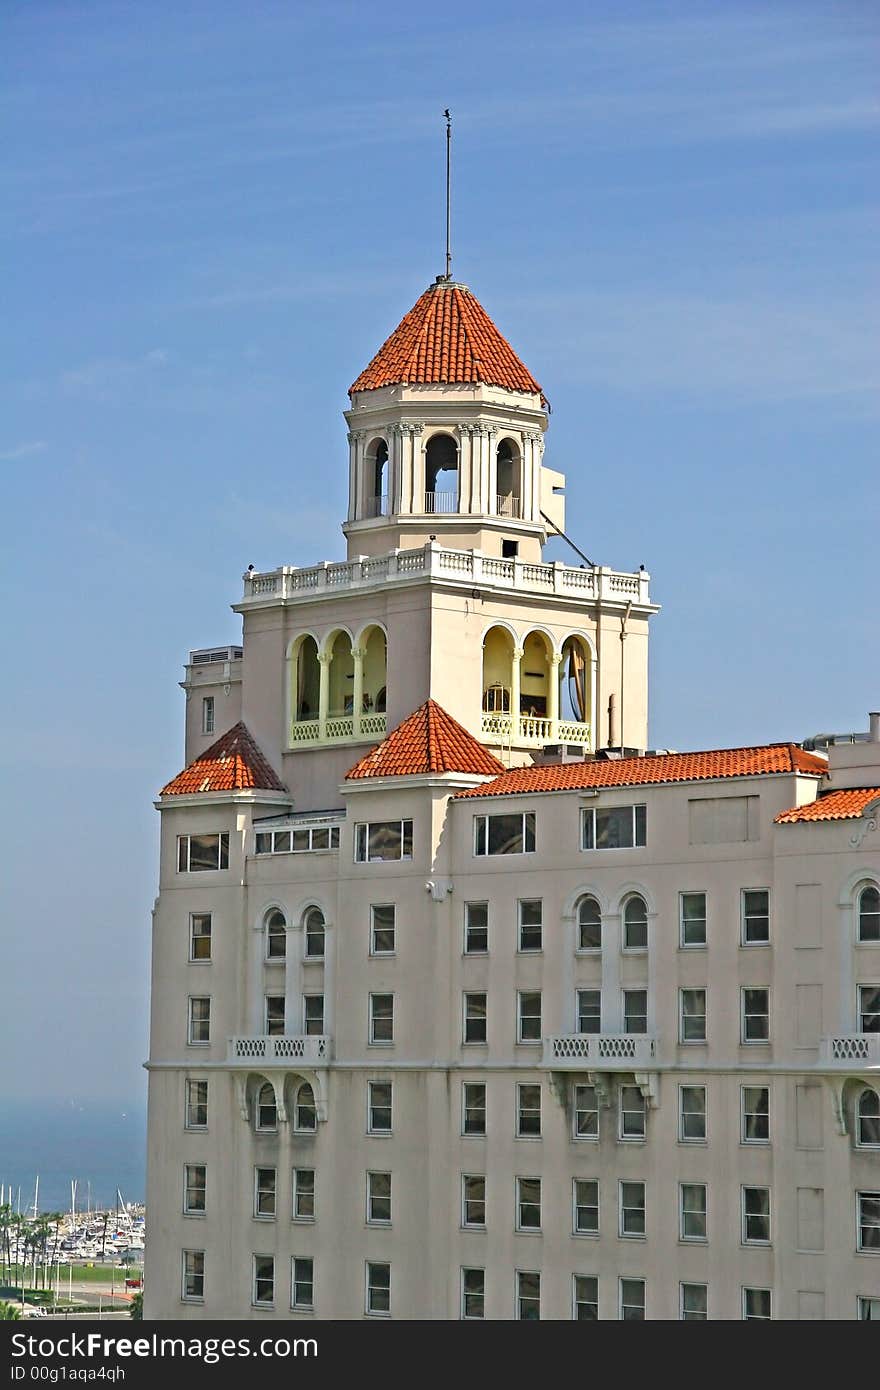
[1,1263,142,1288]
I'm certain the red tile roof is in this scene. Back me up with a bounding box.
[346,700,505,780]
[454,743,827,799]
[349,280,544,399]
[161,722,287,797]
[775,786,880,823]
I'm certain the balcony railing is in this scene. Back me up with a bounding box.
[818,1034,880,1067]
[495,494,520,518]
[544,1034,657,1068]
[481,713,591,749]
[228,1035,331,1064]
[289,713,386,746]
[423,491,458,514]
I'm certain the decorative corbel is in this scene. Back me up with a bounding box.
[634,1071,660,1109]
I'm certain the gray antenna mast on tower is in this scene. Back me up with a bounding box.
[444,108,452,280]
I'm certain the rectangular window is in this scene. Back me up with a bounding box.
[367,1171,392,1225]
[619,1180,646,1238]
[182,1250,204,1302]
[516,1270,540,1320]
[291,1257,313,1312]
[743,1287,771,1320]
[517,990,542,1043]
[255,824,341,855]
[252,1254,274,1308]
[366,1261,390,1316]
[370,904,396,955]
[462,1082,486,1136]
[464,902,488,953]
[292,1168,315,1222]
[573,1274,598,1320]
[354,820,413,863]
[254,1167,276,1219]
[183,1164,206,1216]
[681,1283,707,1320]
[463,992,487,1044]
[265,995,285,1037]
[202,696,215,734]
[742,1085,770,1143]
[859,984,880,1032]
[185,1079,208,1130]
[573,1083,599,1140]
[573,1178,599,1235]
[474,811,536,856]
[679,1085,706,1143]
[742,888,770,945]
[518,900,543,952]
[516,1083,541,1138]
[742,988,770,1043]
[303,994,324,1035]
[619,1085,646,1140]
[742,1186,771,1244]
[680,1183,707,1242]
[177,832,229,872]
[187,997,210,1046]
[680,988,707,1043]
[619,1277,645,1321]
[462,1175,486,1228]
[857,1191,880,1251]
[577,988,601,1035]
[369,993,394,1045]
[368,1080,392,1134]
[680,892,707,947]
[189,912,212,962]
[461,1267,485,1320]
[859,1296,880,1319]
[581,803,646,850]
[623,989,647,1035]
[516,1176,542,1231]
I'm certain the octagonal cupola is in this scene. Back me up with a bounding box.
[343,276,565,562]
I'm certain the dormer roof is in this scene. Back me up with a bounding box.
[345,699,505,780]
[160,722,287,797]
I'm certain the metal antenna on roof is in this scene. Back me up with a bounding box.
[444,108,452,281]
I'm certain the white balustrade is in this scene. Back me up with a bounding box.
[495,494,520,517]
[544,1034,657,1068]
[228,1035,331,1064]
[819,1035,880,1067]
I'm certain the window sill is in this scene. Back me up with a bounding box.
[463,951,489,958]
[367,1130,393,1139]
[572,1229,599,1239]
[291,1217,316,1225]
[182,1211,206,1219]
[188,959,212,967]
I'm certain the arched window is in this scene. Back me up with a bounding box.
[360,625,387,717]
[482,626,513,716]
[256,1083,277,1132]
[304,907,325,960]
[294,635,320,723]
[858,1089,880,1147]
[294,1082,317,1132]
[859,885,880,942]
[326,630,354,717]
[560,635,591,728]
[425,433,458,513]
[496,439,521,518]
[623,895,648,951]
[366,438,389,517]
[265,909,286,960]
[577,897,601,951]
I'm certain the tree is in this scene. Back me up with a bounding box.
[0,1300,21,1320]
[129,1291,143,1320]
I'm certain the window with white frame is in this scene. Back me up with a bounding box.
[265,909,286,960]
[623,989,647,1035]
[370,904,395,955]
[473,811,536,856]
[252,1254,274,1308]
[576,988,601,1035]
[183,1164,206,1216]
[255,1082,276,1132]
[742,1287,771,1320]
[291,1257,313,1312]
[680,1183,707,1241]
[581,804,646,851]
[680,892,706,947]
[516,1176,541,1231]
[369,992,394,1044]
[264,995,285,1036]
[462,1082,486,1136]
[619,1180,646,1238]
[859,984,880,1032]
[577,896,602,951]
[679,988,706,1043]
[462,1174,485,1228]
[461,1268,485,1320]
[463,992,487,1044]
[516,1083,541,1138]
[573,1275,598,1320]
[517,990,541,1043]
[619,1277,645,1321]
[742,988,769,1042]
[741,889,770,945]
[292,1168,314,1222]
[201,696,214,734]
[303,994,324,1035]
[742,1085,770,1142]
[254,1167,276,1219]
[516,1270,540,1320]
[573,1179,599,1235]
[680,1283,707,1320]
[464,902,488,953]
[619,1085,646,1140]
[573,1083,599,1139]
[182,1250,204,1302]
[366,1171,391,1225]
[293,1082,316,1133]
[679,1085,706,1142]
[857,1089,880,1146]
[859,1296,880,1319]
[187,997,210,1045]
[255,824,340,855]
[177,833,229,872]
[354,820,413,863]
[623,895,648,950]
[185,1079,208,1130]
[303,907,325,959]
[742,1186,771,1244]
[189,912,212,962]
[857,1191,880,1251]
[859,885,880,942]
[518,899,543,952]
[365,1261,390,1316]
[368,1080,392,1134]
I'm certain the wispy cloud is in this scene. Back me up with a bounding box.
[0,440,47,461]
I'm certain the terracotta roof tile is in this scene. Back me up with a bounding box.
[775,786,880,823]
[454,743,827,799]
[346,700,505,780]
[161,722,287,797]
[349,281,544,400]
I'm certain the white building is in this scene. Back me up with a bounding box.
[144,275,880,1320]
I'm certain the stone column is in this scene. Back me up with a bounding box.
[603,913,622,1031]
[249,922,265,1035]
[318,651,331,739]
[346,431,357,522]
[548,651,561,739]
[352,647,365,737]
[511,646,523,741]
[322,921,334,1040]
[284,921,302,1036]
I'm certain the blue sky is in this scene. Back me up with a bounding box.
[1,0,877,1104]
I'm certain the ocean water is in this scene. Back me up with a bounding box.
[0,1099,146,1215]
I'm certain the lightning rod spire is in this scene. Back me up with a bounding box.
[444,108,452,280]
